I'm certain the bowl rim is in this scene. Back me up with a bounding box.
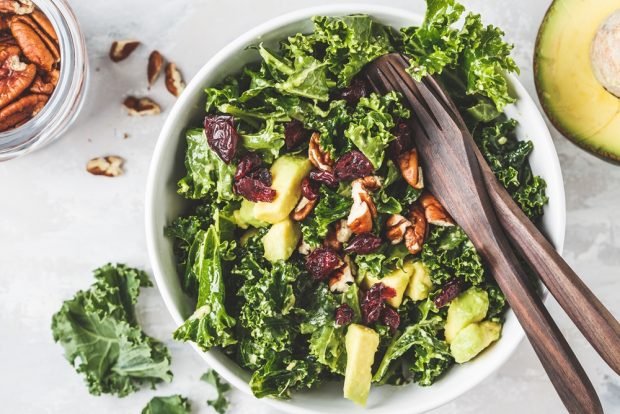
[146,3,566,413]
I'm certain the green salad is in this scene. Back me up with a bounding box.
[166,0,548,406]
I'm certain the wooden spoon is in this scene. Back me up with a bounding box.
[365,53,603,414]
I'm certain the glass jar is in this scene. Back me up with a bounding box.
[0,0,89,161]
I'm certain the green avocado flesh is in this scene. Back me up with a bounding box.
[444,287,489,344]
[535,0,620,162]
[344,324,380,406]
[262,218,301,263]
[450,321,501,363]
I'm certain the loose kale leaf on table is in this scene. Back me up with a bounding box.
[202,369,231,414]
[141,395,191,414]
[51,264,172,397]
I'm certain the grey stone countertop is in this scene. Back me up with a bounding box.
[0,0,618,413]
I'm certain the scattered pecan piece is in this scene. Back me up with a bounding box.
[347,179,376,234]
[398,148,424,189]
[419,192,454,226]
[308,132,333,171]
[109,39,140,62]
[0,0,34,15]
[292,196,317,221]
[165,62,185,97]
[147,50,163,87]
[385,214,412,245]
[404,203,427,254]
[0,47,36,108]
[123,96,161,116]
[328,256,355,293]
[86,156,124,177]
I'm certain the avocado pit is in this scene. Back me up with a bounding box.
[590,10,620,98]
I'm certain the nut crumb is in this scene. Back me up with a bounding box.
[86,156,124,177]
[123,96,160,116]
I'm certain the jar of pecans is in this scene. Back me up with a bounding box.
[0,0,88,161]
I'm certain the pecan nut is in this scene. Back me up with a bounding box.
[405,203,427,254]
[335,219,353,244]
[308,132,333,171]
[398,148,424,189]
[324,225,342,251]
[29,68,58,95]
[0,0,34,15]
[292,196,317,221]
[147,50,163,87]
[328,256,356,293]
[86,156,124,177]
[385,214,412,245]
[0,93,47,130]
[359,175,382,191]
[9,14,59,71]
[165,62,185,97]
[347,179,376,234]
[419,192,455,226]
[123,96,161,116]
[0,46,36,108]
[109,39,140,62]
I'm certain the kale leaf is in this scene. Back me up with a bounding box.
[141,395,191,414]
[51,264,172,397]
[202,370,231,414]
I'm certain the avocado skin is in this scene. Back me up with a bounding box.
[534,0,620,164]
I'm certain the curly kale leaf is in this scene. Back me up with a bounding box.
[345,91,411,169]
[202,370,231,414]
[476,119,549,220]
[300,185,352,248]
[355,244,410,281]
[173,211,238,351]
[240,118,285,163]
[250,357,323,399]
[141,395,191,414]
[178,128,238,202]
[401,0,518,111]
[373,314,452,386]
[422,226,484,286]
[51,264,172,397]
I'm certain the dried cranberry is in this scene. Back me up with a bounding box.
[389,120,413,161]
[335,304,354,326]
[343,233,383,255]
[301,177,320,200]
[334,150,374,181]
[248,167,272,186]
[380,306,401,334]
[434,278,465,308]
[361,283,396,324]
[309,169,338,188]
[204,115,240,164]
[338,77,369,106]
[305,247,341,280]
[284,119,311,150]
[234,177,276,202]
[235,153,262,181]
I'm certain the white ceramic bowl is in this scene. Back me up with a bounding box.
[146,4,566,413]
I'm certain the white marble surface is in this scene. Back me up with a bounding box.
[0,0,618,413]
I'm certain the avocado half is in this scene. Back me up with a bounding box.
[534,0,620,163]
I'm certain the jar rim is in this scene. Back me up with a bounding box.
[0,0,89,161]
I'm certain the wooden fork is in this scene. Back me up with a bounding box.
[365,53,605,413]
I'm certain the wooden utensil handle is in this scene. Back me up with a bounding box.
[475,148,620,375]
[479,226,603,414]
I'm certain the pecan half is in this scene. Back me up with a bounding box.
[308,132,333,171]
[292,196,317,221]
[347,179,376,234]
[405,203,427,254]
[30,68,58,94]
[86,156,124,177]
[419,192,454,226]
[30,10,58,43]
[324,225,342,251]
[123,96,161,116]
[165,62,185,97]
[398,148,424,189]
[9,15,58,71]
[328,256,356,293]
[109,39,140,62]
[385,214,412,245]
[335,219,353,244]
[147,50,163,87]
[0,0,34,15]
[0,93,46,130]
[359,175,382,191]
[0,46,36,108]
